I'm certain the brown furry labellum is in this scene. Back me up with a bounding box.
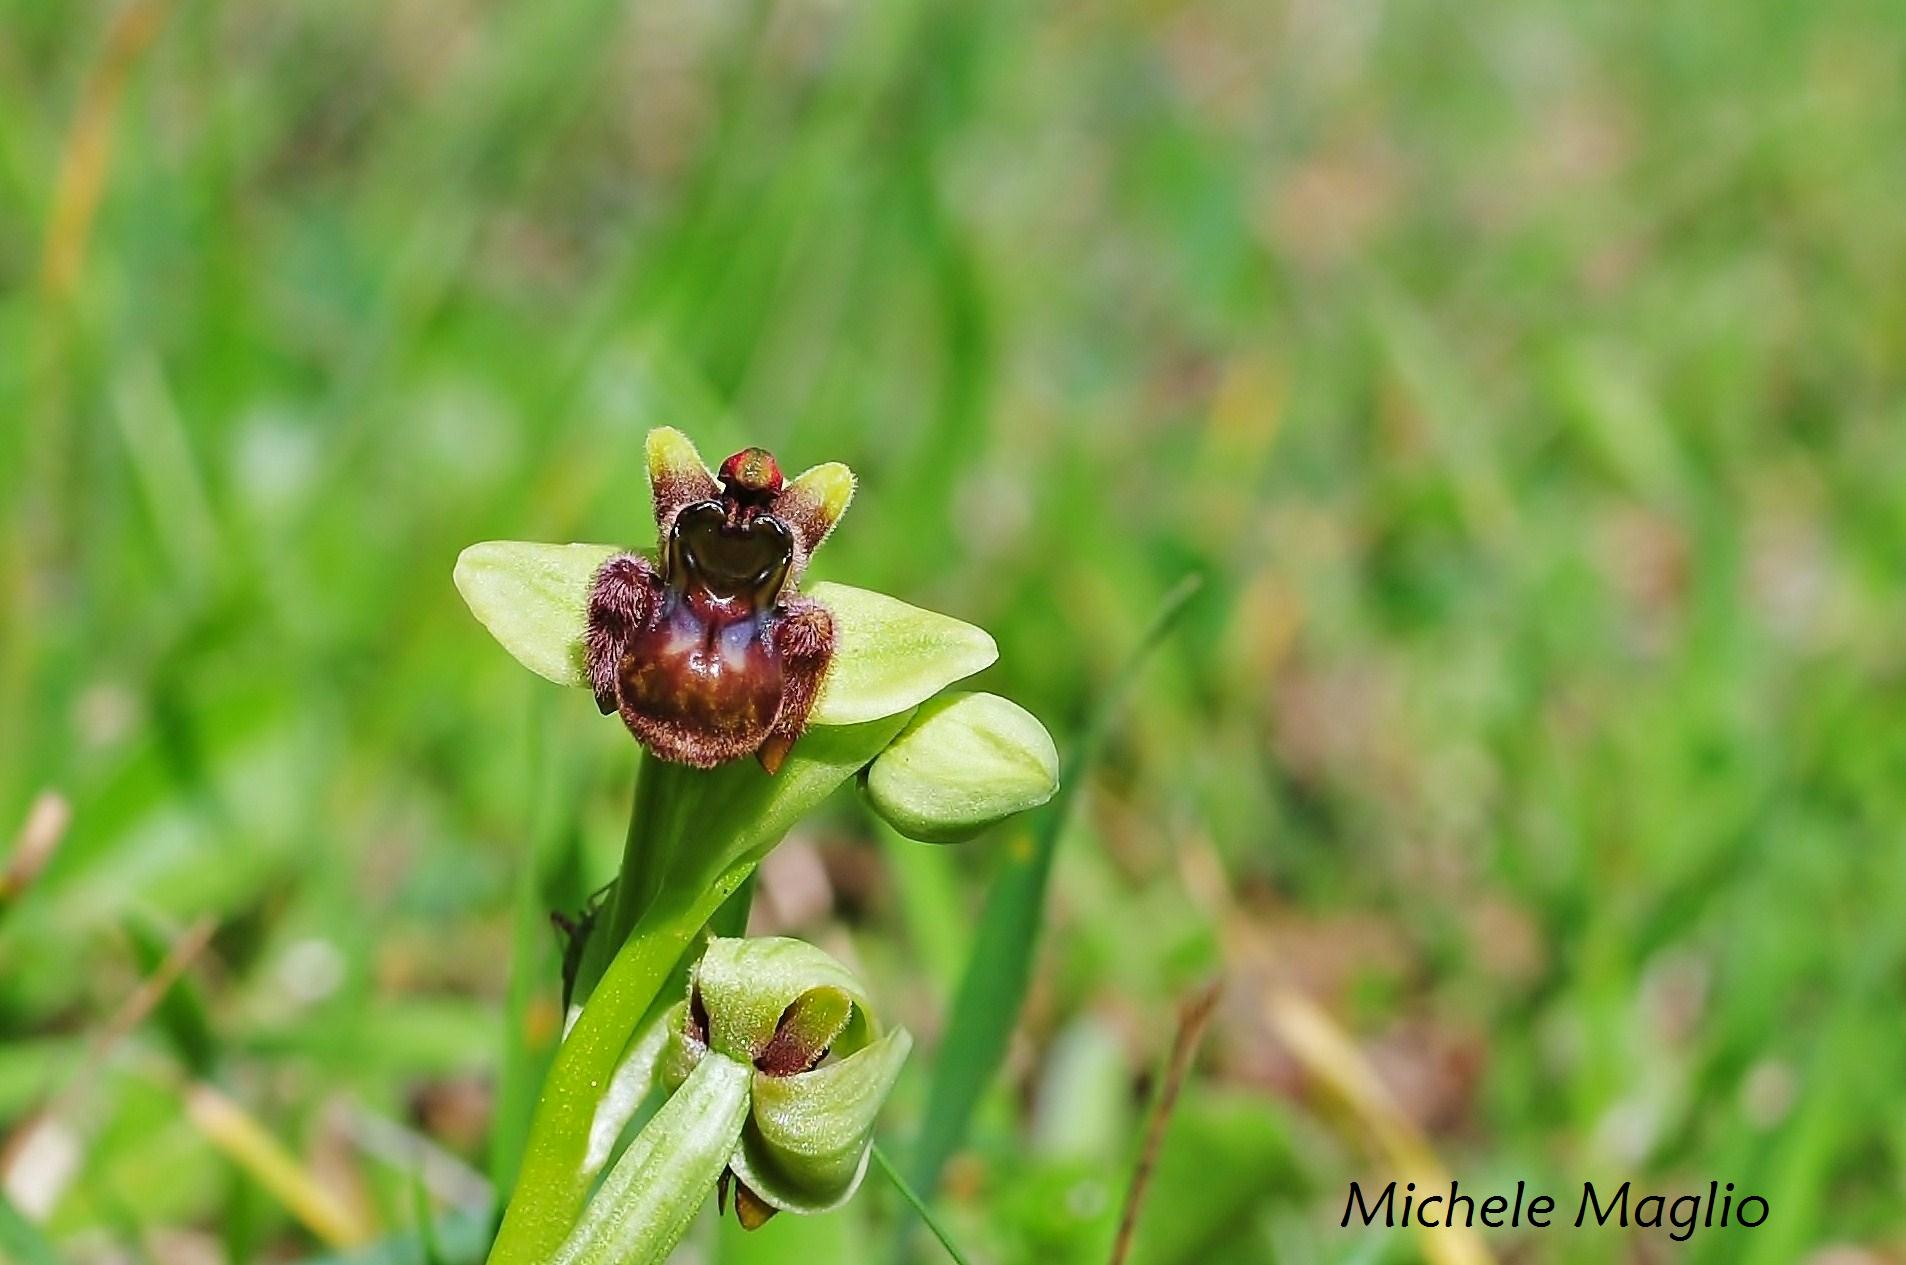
[584,438,852,773]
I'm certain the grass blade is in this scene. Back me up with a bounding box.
[898,576,1201,1232]
[0,792,69,930]
[1110,979,1221,1265]
[872,1145,972,1265]
[183,1082,372,1249]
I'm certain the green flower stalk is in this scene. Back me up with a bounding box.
[453,429,1058,1264]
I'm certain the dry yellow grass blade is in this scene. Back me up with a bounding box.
[183,1083,373,1250]
[1110,978,1224,1265]
[0,792,70,913]
[41,0,175,300]
[1264,988,1495,1265]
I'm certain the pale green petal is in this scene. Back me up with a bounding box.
[451,550,994,729]
[731,1027,913,1214]
[646,427,719,518]
[765,984,858,1067]
[863,692,1059,843]
[775,462,855,559]
[453,541,619,686]
[646,427,714,486]
[807,583,998,725]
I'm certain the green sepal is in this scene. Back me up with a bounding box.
[803,583,997,725]
[453,541,626,686]
[732,1026,914,1214]
[580,1010,673,1182]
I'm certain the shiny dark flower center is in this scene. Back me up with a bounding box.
[665,501,792,611]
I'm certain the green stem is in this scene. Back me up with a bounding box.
[489,714,910,1264]
[708,868,757,938]
[485,866,748,1265]
[572,757,697,1005]
[603,757,700,946]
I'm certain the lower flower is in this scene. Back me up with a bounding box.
[550,937,911,1265]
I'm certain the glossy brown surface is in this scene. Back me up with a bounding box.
[587,446,838,769]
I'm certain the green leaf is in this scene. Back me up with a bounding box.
[491,877,736,1265]
[453,541,620,686]
[582,1010,673,1182]
[897,576,1201,1241]
[862,692,1058,843]
[871,1146,975,1265]
[450,547,996,727]
[807,584,997,726]
[551,1052,753,1265]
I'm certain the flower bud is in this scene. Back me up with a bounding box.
[659,937,911,1221]
[660,937,870,1082]
[862,691,1060,843]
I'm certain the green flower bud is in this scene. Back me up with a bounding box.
[659,937,910,1224]
[556,937,908,1264]
[862,691,1060,842]
[670,936,871,1068]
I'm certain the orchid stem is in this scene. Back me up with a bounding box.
[485,865,746,1265]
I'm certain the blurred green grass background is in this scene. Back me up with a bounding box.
[4,0,1906,1261]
